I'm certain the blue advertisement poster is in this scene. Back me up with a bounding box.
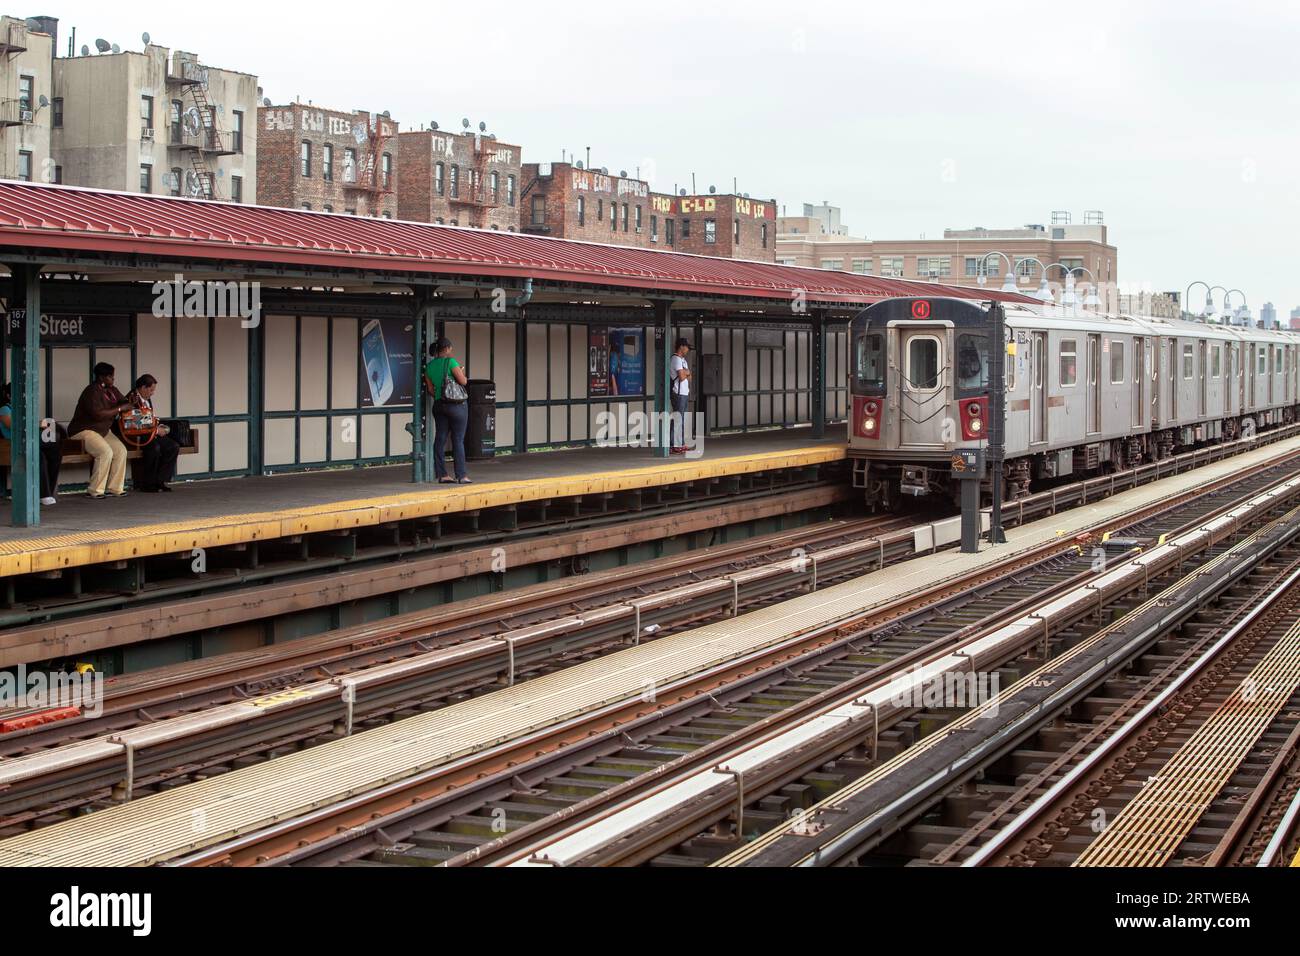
[359,318,416,407]
[608,328,645,397]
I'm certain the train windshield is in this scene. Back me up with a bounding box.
[956,333,990,390]
[855,333,885,391]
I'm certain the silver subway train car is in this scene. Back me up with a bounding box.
[849,297,1300,508]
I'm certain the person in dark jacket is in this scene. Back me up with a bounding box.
[67,363,132,499]
[126,374,180,493]
[0,383,62,506]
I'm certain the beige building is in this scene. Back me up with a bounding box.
[0,15,256,201]
[776,209,1119,304]
[53,43,257,202]
[0,16,55,183]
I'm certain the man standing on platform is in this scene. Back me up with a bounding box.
[68,363,132,499]
[669,338,692,455]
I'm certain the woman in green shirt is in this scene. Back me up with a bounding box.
[424,337,472,484]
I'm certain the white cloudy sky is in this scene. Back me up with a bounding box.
[47,0,1300,315]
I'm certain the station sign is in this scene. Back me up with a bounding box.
[3,312,134,346]
[951,448,985,480]
[746,328,785,351]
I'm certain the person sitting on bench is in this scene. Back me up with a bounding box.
[126,374,179,493]
[0,383,63,507]
[68,363,133,500]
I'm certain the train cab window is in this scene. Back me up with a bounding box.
[1110,341,1125,384]
[906,337,941,390]
[956,334,989,389]
[1183,344,1195,379]
[855,334,886,391]
[1059,340,1078,387]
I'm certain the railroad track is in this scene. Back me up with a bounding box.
[165,449,1300,867]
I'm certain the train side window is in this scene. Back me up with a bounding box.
[855,334,885,391]
[1211,345,1221,378]
[1259,348,1267,375]
[956,333,989,389]
[906,337,940,390]
[1059,339,1077,386]
[1006,337,1017,391]
[1110,340,1125,384]
[1276,347,1283,372]
[1183,344,1195,379]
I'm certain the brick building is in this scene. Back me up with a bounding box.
[257,103,397,217]
[521,161,776,261]
[397,128,521,230]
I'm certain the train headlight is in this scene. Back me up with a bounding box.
[969,418,982,434]
[863,419,876,433]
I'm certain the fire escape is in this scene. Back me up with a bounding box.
[448,134,500,229]
[343,114,393,215]
[168,56,234,201]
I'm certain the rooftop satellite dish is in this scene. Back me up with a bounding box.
[382,110,391,119]
[679,189,687,196]
[430,121,438,130]
[80,44,88,56]
[461,118,470,129]
[478,121,486,132]
[142,31,151,45]
[575,161,584,170]
[620,170,627,178]
[24,18,42,31]
[708,185,716,194]
[94,38,110,53]
[262,97,271,108]
[743,193,750,198]
[111,44,121,54]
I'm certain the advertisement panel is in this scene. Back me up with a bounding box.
[358,318,416,407]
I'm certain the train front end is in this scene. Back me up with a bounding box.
[849,297,995,509]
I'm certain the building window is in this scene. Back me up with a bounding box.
[300,141,312,177]
[382,212,392,219]
[635,205,643,232]
[169,167,182,196]
[917,256,951,278]
[322,144,334,182]
[232,110,244,152]
[1016,258,1037,277]
[18,75,32,111]
[138,164,152,193]
[435,217,444,224]
[490,170,499,203]
[596,198,603,222]
[650,215,658,242]
[343,148,357,183]
[170,101,183,143]
[665,218,675,246]
[506,174,516,206]
[52,97,63,128]
[231,175,243,203]
[435,162,445,196]
[345,208,356,216]
[851,258,871,274]
[1060,340,1078,386]
[140,95,153,131]
[610,201,617,230]
[323,205,333,213]
[734,218,740,242]
[704,219,717,244]
[681,219,691,239]
[449,165,459,199]
[820,258,843,270]
[761,223,768,248]
[878,256,904,277]
[52,164,62,184]
[301,203,311,210]
[578,195,585,226]
[622,203,629,232]
[382,153,392,189]
[17,151,32,181]
[531,195,545,225]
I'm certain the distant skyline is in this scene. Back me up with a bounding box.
[36,0,1300,314]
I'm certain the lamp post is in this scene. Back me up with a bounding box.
[1224,288,1249,326]
[1013,256,1054,304]
[1185,281,1214,320]
[975,252,1019,294]
[1208,285,1229,323]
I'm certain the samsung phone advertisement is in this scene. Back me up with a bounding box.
[589,327,646,398]
[358,318,416,407]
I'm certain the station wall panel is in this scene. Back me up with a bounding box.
[330,317,358,410]
[264,417,296,467]
[214,421,249,472]
[174,318,209,418]
[213,318,249,416]
[264,315,296,412]
[298,317,329,411]
[136,314,172,416]
[361,410,387,459]
[298,416,327,463]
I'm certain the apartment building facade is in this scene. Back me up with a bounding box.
[397,128,522,230]
[258,104,397,217]
[0,15,55,183]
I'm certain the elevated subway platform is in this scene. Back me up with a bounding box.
[0,428,847,577]
[6,434,1297,867]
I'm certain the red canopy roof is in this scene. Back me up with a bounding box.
[0,182,1034,307]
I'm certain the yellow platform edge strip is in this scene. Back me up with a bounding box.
[0,446,845,577]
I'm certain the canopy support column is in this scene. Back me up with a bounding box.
[8,263,42,527]
[410,291,436,483]
[654,299,673,458]
[811,309,827,439]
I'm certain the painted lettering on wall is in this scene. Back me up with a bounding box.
[652,195,674,214]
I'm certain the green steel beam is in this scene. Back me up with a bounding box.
[7,263,43,527]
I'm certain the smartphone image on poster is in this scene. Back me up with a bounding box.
[362,319,395,407]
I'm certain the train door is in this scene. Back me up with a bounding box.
[1270,346,1276,406]
[1169,338,1179,422]
[899,327,947,448]
[1198,340,1207,418]
[1087,334,1101,434]
[1246,344,1255,409]
[1032,331,1047,444]
[1133,336,1145,429]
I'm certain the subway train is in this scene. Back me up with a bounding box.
[849,297,1300,509]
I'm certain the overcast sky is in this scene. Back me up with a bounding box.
[46,0,1300,316]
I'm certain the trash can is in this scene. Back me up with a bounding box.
[465,380,496,460]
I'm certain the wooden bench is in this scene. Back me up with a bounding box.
[0,431,200,489]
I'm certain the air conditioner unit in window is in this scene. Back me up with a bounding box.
[20,109,33,123]
[141,127,154,140]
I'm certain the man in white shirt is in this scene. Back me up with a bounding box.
[670,338,691,454]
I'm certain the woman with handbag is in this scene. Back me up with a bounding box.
[424,337,472,485]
